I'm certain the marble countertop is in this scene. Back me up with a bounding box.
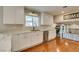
[0,30,40,34]
[0,28,55,35]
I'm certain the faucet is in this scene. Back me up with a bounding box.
[32,22,39,31]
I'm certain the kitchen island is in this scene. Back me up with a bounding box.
[63,33,79,41]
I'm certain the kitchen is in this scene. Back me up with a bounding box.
[0,6,56,52]
[0,6,79,52]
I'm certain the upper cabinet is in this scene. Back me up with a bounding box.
[54,14,79,23]
[3,6,24,24]
[41,12,54,26]
[54,15,64,23]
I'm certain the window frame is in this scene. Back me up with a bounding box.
[25,15,39,27]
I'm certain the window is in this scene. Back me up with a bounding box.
[25,15,39,27]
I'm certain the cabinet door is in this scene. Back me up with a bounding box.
[48,30,56,41]
[12,34,21,51]
[43,14,49,25]
[44,14,52,25]
[74,35,79,41]
[41,13,48,25]
[31,32,43,46]
[64,34,66,38]
[0,34,11,52]
[23,33,33,48]
[3,6,24,24]
[41,13,53,25]
[15,6,24,24]
[49,15,54,25]
[3,7,16,24]
[12,33,32,51]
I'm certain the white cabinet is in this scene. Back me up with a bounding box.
[3,6,24,24]
[41,12,53,25]
[63,33,68,39]
[48,30,56,41]
[54,15,63,23]
[63,33,79,41]
[15,7,24,24]
[12,33,32,51]
[0,34,11,52]
[3,7,16,24]
[12,32,43,51]
[31,32,43,46]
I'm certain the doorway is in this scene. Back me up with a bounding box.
[55,24,61,46]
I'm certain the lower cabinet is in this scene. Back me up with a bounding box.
[63,33,73,40]
[12,32,43,51]
[31,32,43,46]
[63,33,79,41]
[12,33,32,51]
[48,30,56,41]
[63,33,69,39]
[0,34,11,52]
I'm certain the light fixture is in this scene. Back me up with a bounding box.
[61,6,68,14]
[62,6,68,8]
[29,12,38,16]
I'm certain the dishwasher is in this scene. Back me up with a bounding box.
[43,31,49,43]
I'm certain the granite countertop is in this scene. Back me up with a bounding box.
[0,30,44,34]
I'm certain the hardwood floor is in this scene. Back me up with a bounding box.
[21,37,79,52]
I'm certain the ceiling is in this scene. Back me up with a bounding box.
[25,6,79,16]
